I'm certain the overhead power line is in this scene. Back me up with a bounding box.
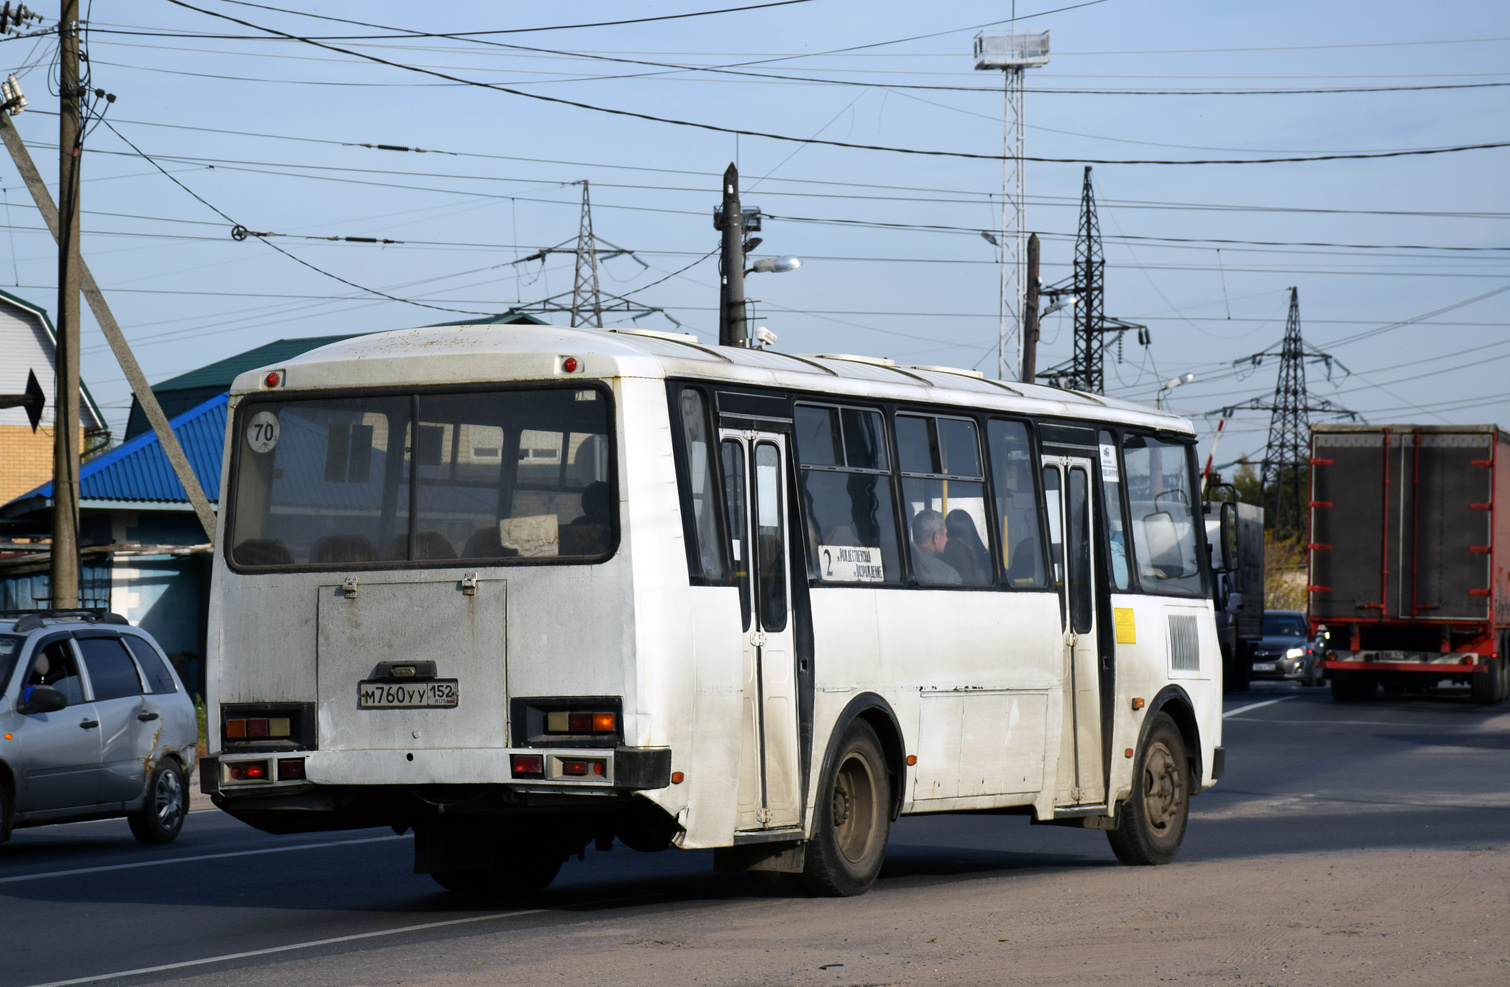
[158,1,1510,165]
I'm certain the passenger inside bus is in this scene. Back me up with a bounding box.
[942,509,991,584]
[559,480,613,556]
[910,509,962,585]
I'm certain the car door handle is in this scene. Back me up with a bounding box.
[137,711,160,721]
[79,719,99,729]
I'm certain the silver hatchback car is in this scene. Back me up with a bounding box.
[1,610,198,844]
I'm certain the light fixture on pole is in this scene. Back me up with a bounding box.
[747,255,801,275]
[1157,373,1195,409]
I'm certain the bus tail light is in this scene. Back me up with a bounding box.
[561,758,606,777]
[226,760,270,783]
[544,710,617,734]
[277,758,306,781]
[225,717,290,740]
[511,754,545,778]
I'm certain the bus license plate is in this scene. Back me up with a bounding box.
[358,679,459,709]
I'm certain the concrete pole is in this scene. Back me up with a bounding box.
[52,0,80,607]
[718,163,747,348]
[1022,233,1040,385]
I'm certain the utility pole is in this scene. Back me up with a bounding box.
[974,29,1049,380]
[717,163,747,348]
[568,180,603,328]
[52,0,81,607]
[1021,232,1040,383]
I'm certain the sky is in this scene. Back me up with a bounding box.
[1,0,1506,471]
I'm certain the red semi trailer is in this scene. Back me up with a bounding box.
[1309,424,1510,704]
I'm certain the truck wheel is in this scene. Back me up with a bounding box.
[1470,657,1502,704]
[1107,713,1188,866]
[1501,657,1510,703]
[1228,647,1251,693]
[801,719,890,897]
[1329,671,1375,702]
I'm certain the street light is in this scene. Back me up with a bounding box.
[1041,293,1078,318]
[747,255,802,275]
[1157,373,1195,409]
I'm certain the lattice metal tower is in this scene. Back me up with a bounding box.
[569,180,603,328]
[1262,287,1315,535]
[974,30,1049,380]
[1220,287,1355,535]
[1071,166,1108,393]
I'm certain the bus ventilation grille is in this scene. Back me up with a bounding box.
[1168,614,1200,672]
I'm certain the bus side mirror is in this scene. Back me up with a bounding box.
[1217,501,1239,573]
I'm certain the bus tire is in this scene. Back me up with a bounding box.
[431,854,562,896]
[801,719,890,897]
[128,759,187,844]
[1107,712,1188,866]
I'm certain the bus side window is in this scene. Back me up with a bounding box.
[898,414,992,587]
[675,387,731,581]
[794,405,900,586]
[721,439,752,629]
[988,419,1047,588]
[1098,429,1131,592]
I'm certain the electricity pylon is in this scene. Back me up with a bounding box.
[569,181,603,328]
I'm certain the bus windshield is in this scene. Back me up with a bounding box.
[227,386,614,568]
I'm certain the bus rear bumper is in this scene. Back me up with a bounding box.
[202,746,672,797]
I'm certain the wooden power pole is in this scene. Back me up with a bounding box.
[52,0,81,606]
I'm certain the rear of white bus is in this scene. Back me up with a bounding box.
[202,353,683,889]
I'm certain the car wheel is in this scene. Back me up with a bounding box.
[431,854,562,895]
[128,759,188,844]
[801,719,890,897]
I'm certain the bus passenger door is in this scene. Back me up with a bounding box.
[720,430,802,832]
[1042,456,1107,807]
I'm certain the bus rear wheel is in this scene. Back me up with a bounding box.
[1108,713,1188,866]
[801,719,890,897]
[431,854,562,896]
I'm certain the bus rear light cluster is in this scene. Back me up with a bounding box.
[225,760,270,782]
[511,754,545,778]
[226,717,290,740]
[561,758,606,777]
[545,711,616,734]
[277,757,306,781]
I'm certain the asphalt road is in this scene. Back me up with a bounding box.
[3,680,1508,987]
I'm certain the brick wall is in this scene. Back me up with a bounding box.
[0,425,86,505]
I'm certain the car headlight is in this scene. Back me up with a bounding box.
[1284,647,1306,660]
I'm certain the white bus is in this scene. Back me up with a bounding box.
[203,324,1226,896]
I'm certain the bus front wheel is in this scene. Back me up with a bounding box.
[1107,713,1189,866]
[801,719,890,897]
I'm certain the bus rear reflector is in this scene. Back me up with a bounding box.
[511,754,545,778]
[277,758,306,781]
[561,759,606,777]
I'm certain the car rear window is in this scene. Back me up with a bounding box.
[123,636,178,694]
[1263,614,1307,637]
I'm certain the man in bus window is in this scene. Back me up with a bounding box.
[911,509,962,586]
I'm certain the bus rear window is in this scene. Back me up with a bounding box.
[228,387,615,568]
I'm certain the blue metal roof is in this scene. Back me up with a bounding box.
[3,392,226,514]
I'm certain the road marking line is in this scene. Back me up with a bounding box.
[0,834,406,886]
[1223,696,1296,718]
[19,908,547,987]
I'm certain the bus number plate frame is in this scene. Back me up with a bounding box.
[357,679,460,709]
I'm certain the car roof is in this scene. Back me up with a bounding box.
[0,610,133,635]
